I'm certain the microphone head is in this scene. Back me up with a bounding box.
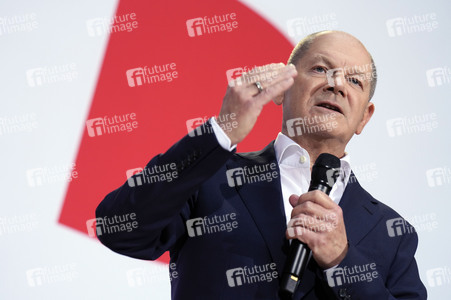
[310,153,341,192]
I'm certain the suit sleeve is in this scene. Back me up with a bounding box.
[95,121,233,260]
[319,228,427,299]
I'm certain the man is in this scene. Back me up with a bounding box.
[96,31,427,299]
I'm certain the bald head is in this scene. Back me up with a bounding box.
[288,31,377,100]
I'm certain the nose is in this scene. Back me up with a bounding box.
[324,69,346,97]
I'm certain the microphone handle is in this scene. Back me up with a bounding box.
[279,184,332,298]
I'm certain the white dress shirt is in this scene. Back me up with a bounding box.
[211,117,352,222]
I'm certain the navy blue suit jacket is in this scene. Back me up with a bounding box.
[96,122,427,299]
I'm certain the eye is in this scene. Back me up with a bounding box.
[312,66,326,73]
[347,76,362,88]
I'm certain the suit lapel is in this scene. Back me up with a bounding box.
[226,142,289,274]
[339,172,382,246]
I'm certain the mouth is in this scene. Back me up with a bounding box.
[315,101,343,115]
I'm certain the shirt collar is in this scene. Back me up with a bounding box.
[274,132,352,184]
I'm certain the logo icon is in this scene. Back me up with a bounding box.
[126,268,146,287]
[186,118,205,137]
[26,168,44,187]
[326,268,345,287]
[86,18,107,36]
[186,218,204,237]
[186,18,204,37]
[426,168,446,187]
[86,118,104,137]
[226,67,244,86]
[326,168,341,187]
[286,18,305,37]
[26,268,44,287]
[386,18,404,37]
[386,118,404,137]
[386,217,410,237]
[86,218,103,237]
[426,68,447,87]
[226,168,245,187]
[426,268,446,287]
[126,68,145,87]
[286,118,305,137]
[226,268,245,287]
[326,68,344,87]
[26,68,44,87]
[126,168,144,187]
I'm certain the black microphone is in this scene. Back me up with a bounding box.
[279,153,341,298]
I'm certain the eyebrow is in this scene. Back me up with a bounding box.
[311,54,369,76]
[311,55,334,68]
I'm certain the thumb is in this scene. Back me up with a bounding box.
[289,194,299,208]
[272,92,284,105]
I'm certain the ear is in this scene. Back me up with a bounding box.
[355,102,375,135]
[272,92,285,105]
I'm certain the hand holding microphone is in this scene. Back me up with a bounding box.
[280,153,348,297]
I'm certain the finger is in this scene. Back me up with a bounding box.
[291,201,329,220]
[289,194,299,208]
[233,63,284,88]
[244,63,285,78]
[254,76,295,106]
[297,190,336,209]
[243,64,296,94]
[286,219,318,242]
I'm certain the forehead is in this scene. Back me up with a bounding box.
[302,34,372,69]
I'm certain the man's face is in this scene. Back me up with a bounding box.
[282,33,375,145]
